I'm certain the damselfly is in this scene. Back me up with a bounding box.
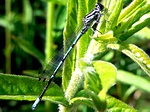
[32,2,104,110]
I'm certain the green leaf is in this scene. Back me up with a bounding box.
[105,0,122,31]
[134,27,150,39]
[70,90,94,109]
[70,91,137,111]
[22,0,32,24]
[108,43,150,76]
[0,17,14,30]
[114,11,138,36]
[104,0,150,41]
[62,0,97,92]
[123,86,137,102]
[92,60,117,92]
[87,89,106,111]
[113,0,150,40]
[62,0,78,91]
[0,73,68,106]
[12,37,45,64]
[43,0,67,5]
[77,0,96,58]
[107,95,137,111]
[70,89,106,111]
[82,61,117,111]
[127,3,150,27]
[118,0,146,22]
[93,30,117,43]
[83,66,101,93]
[70,97,93,108]
[92,61,117,109]
[119,13,150,41]
[117,70,150,93]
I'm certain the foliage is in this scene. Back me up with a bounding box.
[0,0,150,111]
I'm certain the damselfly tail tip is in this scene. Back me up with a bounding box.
[32,98,40,110]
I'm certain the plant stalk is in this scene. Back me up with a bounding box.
[5,0,11,73]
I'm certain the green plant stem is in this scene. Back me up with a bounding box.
[45,2,54,60]
[60,68,84,112]
[45,1,54,110]
[5,0,11,73]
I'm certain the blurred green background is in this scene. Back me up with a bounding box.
[1,0,67,111]
[0,0,150,112]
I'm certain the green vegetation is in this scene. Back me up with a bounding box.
[0,0,150,111]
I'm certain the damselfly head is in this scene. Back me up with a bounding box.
[96,3,104,11]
